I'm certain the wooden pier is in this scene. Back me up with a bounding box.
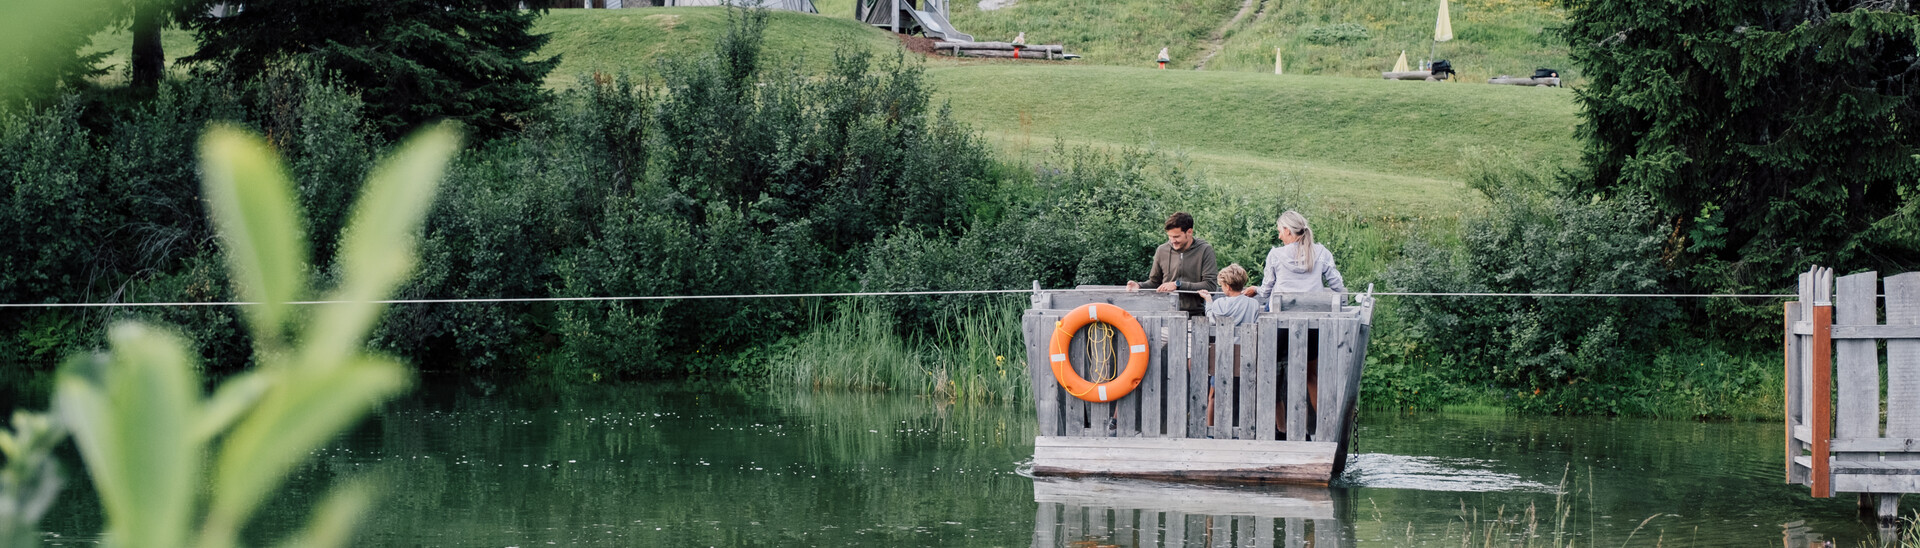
[1021,287,1373,485]
[1031,477,1350,547]
[1785,267,1919,526]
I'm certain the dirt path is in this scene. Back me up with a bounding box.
[1193,0,1268,70]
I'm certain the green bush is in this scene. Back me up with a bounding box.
[1384,151,1677,400]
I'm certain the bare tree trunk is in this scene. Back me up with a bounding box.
[131,1,165,90]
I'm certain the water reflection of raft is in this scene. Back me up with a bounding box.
[1032,476,1351,547]
[1021,287,1374,486]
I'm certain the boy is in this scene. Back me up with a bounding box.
[1198,264,1259,326]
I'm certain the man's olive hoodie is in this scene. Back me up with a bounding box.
[1146,237,1217,310]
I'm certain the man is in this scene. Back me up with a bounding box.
[1127,212,1218,313]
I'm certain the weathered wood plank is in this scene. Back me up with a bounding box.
[1168,316,1190,438]
[1035,435,1339,452]
[1286,321,1310,440]
[1831,438,1920,452]
[1257,317,1280,441]
[1190,317,1212,437]
[1066,324,1088,437]
[1285,517,1304,548]
[1027,312,1063,437]
[1316,324,1343,442]
[1887,272,1920,474]
[1212,322,1236,440]
[1255,516,1276,548]
[1034,502,1060,548]
[1785,301,1803,485]
[1237,323,1259,440]
[1142,316,1166,437]
[1045,290,1182,313]
[1835,272,1880,442]
[1118,318,1141,437]
[1834,474,1920,493]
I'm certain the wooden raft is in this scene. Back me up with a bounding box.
[1031,477,1350,547]
[1023,288,1373,485]
[1785,266,1920,525]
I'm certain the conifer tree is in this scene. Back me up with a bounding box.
[1562,1,1920,300]
[186,0,558,138]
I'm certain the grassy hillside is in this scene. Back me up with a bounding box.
[73,8,1583,214]
[925,63,1580,211]
[535,8,906,86]
[945,0,1573,82]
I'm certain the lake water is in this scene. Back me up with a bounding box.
[35,381,1902,546]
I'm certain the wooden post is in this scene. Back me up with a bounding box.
[1812,299,1833,498]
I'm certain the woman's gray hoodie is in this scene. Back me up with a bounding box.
[1256,243,1345,310]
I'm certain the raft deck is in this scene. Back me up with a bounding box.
[1022,287,1373,485]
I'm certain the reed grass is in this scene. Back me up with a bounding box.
[772,296,1030,402]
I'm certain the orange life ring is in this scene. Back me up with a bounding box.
[1049,303,1150,403]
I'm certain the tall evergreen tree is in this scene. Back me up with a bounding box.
[1561,0,1920,299]
[186,0,558,137]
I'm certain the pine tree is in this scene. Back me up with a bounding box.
[186,0,558,138]
[1561,1,1920,297]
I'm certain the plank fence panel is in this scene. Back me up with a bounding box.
[1167,317,1190,438]
[1212,322,1236,440]
[1190,318,1212,436]
[1286,321,1310,440]
[1835,272,1880,442]
[1257,317,1280,441]
[1255,516,1276,548]
[1237,323,1259,440]
[1141,316,1166,437]
[1886,273,1920,465]
[1799,272,1817,443]
[1284,518,1304,548]
[1209,514,1230,548]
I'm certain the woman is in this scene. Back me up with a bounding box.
[1249,210,1344,439]
[1251,210,1346,310]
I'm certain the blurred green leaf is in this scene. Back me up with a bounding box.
[302,124,459,371]
[204,356,409,545]
[198,124,310,348]
[192,370,272,443]
[273,478,378,548]
[54,323,201,548]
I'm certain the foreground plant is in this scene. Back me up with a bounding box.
[23,122,456,548]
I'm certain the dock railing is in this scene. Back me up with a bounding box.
[1786,267,1920,523]
[1022,287,1373,477]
